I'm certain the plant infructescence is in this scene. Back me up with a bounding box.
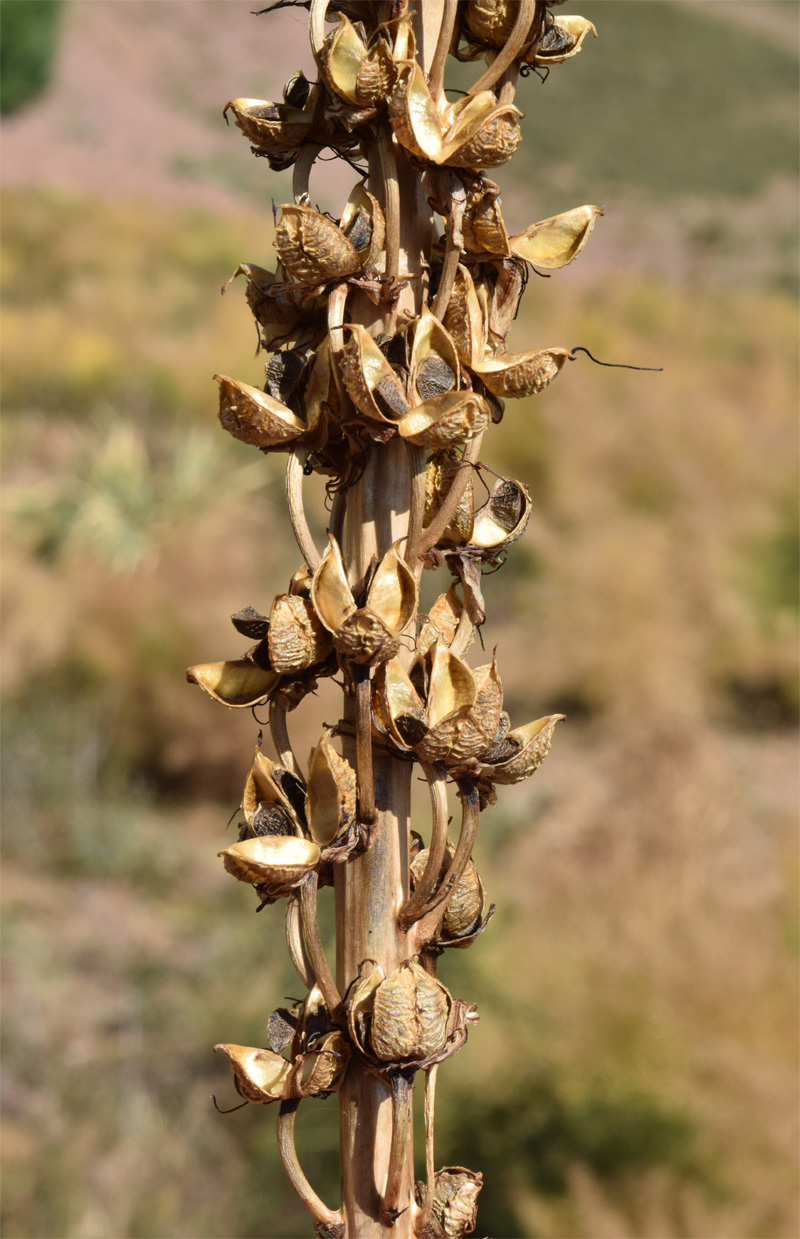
[189,3,601,1235]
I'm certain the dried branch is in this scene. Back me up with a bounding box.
[269,697,302,778]
[381,1073,413,1227]
[418,435,483,557]
[467,0,537,96]
[278,1099,344,1237]
[286,447,322,571]
[398,762,448,927]
[299,870,344,1019]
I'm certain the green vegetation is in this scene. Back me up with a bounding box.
[0,0,62,115]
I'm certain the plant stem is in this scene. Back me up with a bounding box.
[299,870,343,1019]
[381,1074,413,1227]
[418,435,483,557]
[398,762,448,927]
[278,1099,344,1237]
[286,447,322,571]
[467,0,536,95]
[269,698,302,778]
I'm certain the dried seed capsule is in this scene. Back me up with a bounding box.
[529,15,597,64]
[372,658,427,749]
[275,204,362,285]
[486,258,525,348]
[423,454,475,548]
[312,536,418,666]
[222,98,313,152]
[398,391,489,449]
[409,310,460,405]
[441,93,523,169]
[223,263,320,351]
[448,656,504,763]
[186,660,279,708]
[462,179,510,255]
[464,0,532,48]
[414,642,477,763]
[389,60,443,161]
[441,265,486,369]
[472,347,571,398]
[218,835,320,889]
[215,375,307,449]
[470,478,531,550]
[340,184,386,269]
[481,713,565,783]
[510,205,603,270]
[213,1043,293,1104]
[242,749,305,835]
[306,732,356,846]
[295,1030,350,1097]
[417,1166,483,1237]
[268,593,331,674]
[370,959,451,1062]
[410,842,485,939]
[346,959,384,1055]
[418,584,466,655]
[322,15,398,108]
[340,325,410,424]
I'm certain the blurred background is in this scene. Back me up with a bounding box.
[1,1,797,1236]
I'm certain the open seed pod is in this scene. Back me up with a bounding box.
[268,593,332,675]
[462,178,510,256]
[389,63,522,169]
[339,184,386,270]
[223,263,324,351]
[215,374,308,449]
[485,258,525,350]
[479,713,565,783]
[399,391,489,449]
[241,748,306,838]
[340,325,410,425]
[463,0,537,49]
[213,1043,293,1104]
[510,205,603,269]
[312,535,418,666]
[218,835,321,893]
[347,958,452,1064]
[372,658,427,749]
[413,642,478,763]
[410,840,486,941]
[447,656,503,763]
[222,98,313,152]
[293,1029,351,1098]
[409,309,460,404]
[528,14,597,64]
[322,14,398,108]
[470,477,531,551]
[275,204,363,286]
[418,584,467,656]
[414,1166,483,1237]
[471,347,571,398]
[441,265,487,369]
[423,453,475,548]
[186,660,280,708]
[306,731,356,848]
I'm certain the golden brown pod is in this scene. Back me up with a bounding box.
[215,375,307,449]
[441,265,486,369]
[410,841,485,939]
[294,1030,350,1097]
[372,658,427,749]
[510,205,603,270]
[530,15,597,64]
[312,536,418,666]
[417,1166,483,1237]
[418,584,466,654]
[481,713,565,783]
[414,642,477,763]
[218,835,320,888]
[485,258,525,349]
[388,60,443,161]
[462,180,510,256]
[306,732,356,847]
[470,477,531,550]
[323,15,397,108]
[223,263,320,351]
[340,325,410,424]
[370,959,451,1062]
[471,347,571,398]
[186,660,280,708]
[241,749,304,837]
[275,204,362,285]
[448,656,503,763]
[222,98,313,151]
[398,391,489,449]
[268,594,331,674]
[409,309,460,405]
[213,1043,293,1104]
[441,92,523,169]
[423,455,475,549]
[340,184,386,270]
[463,0,531,48]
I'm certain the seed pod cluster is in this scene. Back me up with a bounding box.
[199,3,607,1231]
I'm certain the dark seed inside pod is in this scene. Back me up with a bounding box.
[481,732,520,765]
[231,606,270,640]
[267,1006,299,1053]
[265,349,308,406]
[244,803,295,838]
[247,639,273,670]
[374,376,410,421]
[274,768,308,825]
[283,71,310,109]
[539,21,576,54]
[416,354,455,400]
[488,480,525,532]
[247,104,283,120]
[409,660,427,698]
[379,332,409,371]
[395,714,429,747]
[342,207,372,253]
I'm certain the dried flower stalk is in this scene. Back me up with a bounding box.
[194,2,610,1233]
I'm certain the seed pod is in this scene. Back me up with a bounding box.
[388,60,443,161]
[441,265,486,369]
[481,713,565,783]
[415,1166,483,1237]
[312,536,418,666]
[423,455,475,548]
[529,15,597,64]
[370,959,451,1062]
[464,0,533,48]
[186,660,279,708]
[223,263,319,351]
[294,1030,350,1097]
[470,478,531,550]
[448,656,503,763]
[372,658,427,749]
[222,98,313,152]
[486,258,525,348]
[340,184,386,270]
[242,749,305,836]
[440,92,523,169]
[414,642,477,763]
[399,391,489,449]
[213,1043,293,1104]
[462,180,510,256]
[275,204,362,285]
[410,841,485,939]
[409,309,460,404]
[510,205,603,270]
[322,16,397,108]
[471,347,571,398]
[418,584,466,654]
[346,959,384,1056]
[218,835,320,889]
[306,732,356,846]
[215,375,307,449]
[268,594,331,674]
[340,325,410,424]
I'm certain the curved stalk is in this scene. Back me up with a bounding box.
[353,663,377,825]
[428,0,459,108]
[409,779,480,950]
[404,444,427,569]
[431,224,461,323]
[278,1099,344,1238]
[286,891,316,989]
[467,0,537,96]
[377,128,401,287]
[329,488,346,549]
[418,435,483,557]
[414,1066,438,1237]
[292,142,322,203]
[308,0,329,60]
[398,762,448,928]
[269,697,302,779]
[286,447,322,571]
[299,871,344,1019]
[327,282,349,413]
[381,1074,412,1227]
[449,602,475,660]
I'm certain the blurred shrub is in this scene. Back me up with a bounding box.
[0,0,62,115]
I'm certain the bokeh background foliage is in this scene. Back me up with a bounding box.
[1,2,798,1237]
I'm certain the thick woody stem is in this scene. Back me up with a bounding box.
[415,1066,438,1237]
[299,871,344,1019]
[286,448,322,571]
[418,435,483,557]
[286,890,316,989]
[353,664,377,826]
[269,698,302,778]
[467,0,537,96]
[381,1074,413,1227]
[278,1099,344,1238]
[398,762,448,927]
